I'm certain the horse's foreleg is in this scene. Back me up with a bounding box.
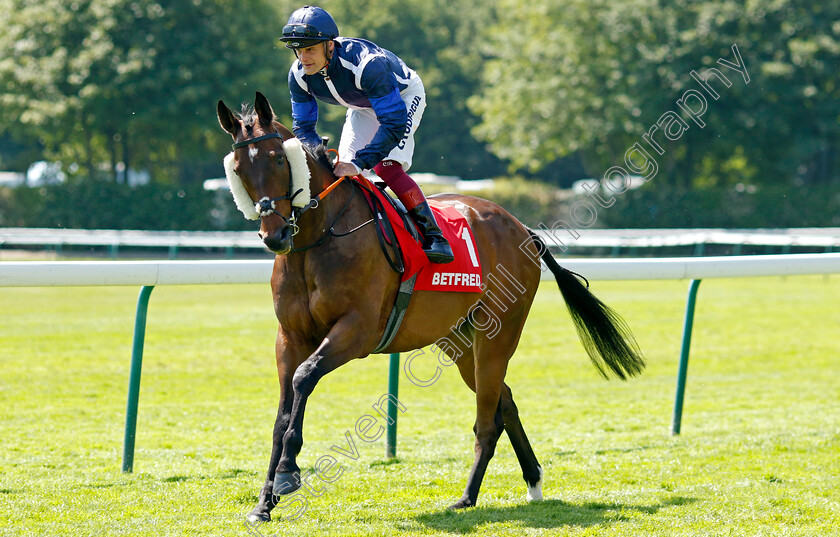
[248,397,292,522]
[273,318,364,496]
[248,329,307,523]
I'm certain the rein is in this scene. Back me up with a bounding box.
[292,174,346,216]
[288,178,362,253]
[290,178,402,275]
[351,179,405,273]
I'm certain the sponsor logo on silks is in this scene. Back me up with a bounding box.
[430,272,482,287]
[398,95,422,149]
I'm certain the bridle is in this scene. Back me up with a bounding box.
[232,131,306,233]
[232,130,351,240]
[231,129,402,266]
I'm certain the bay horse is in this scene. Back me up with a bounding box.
[217,92,644,522]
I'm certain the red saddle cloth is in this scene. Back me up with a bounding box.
[359,179,482,293]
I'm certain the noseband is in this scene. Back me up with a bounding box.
[232,132,305,234]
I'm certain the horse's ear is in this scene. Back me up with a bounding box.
[254,91,275,127]
[217,100,240,136]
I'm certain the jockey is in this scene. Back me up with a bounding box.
[279,5,454,264]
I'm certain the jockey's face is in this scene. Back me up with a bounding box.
[297,42,333,75]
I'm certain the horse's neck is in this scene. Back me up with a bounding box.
[296,163,351,243]
[309,162,334,194]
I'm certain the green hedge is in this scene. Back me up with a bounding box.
[593,184,840,229]
[428,180,840,229]
[424,177,565,227]
[2,180,838,231]
[0,181,254,231]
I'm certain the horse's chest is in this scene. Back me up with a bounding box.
[272,283,308,321]
[272,281,335,337]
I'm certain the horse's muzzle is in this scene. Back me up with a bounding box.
[260,225,294,255]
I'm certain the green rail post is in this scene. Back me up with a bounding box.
[672,279,701,436]
[122,285,155,472]
[386,352,400,459]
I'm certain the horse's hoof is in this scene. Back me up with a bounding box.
[527,466,544,502]
[448,498,475,510]
[246,510,270,523]
[272,471,301,495]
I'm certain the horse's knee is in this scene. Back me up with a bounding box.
[291,360,321,394]
[473,436,497,461]
[282,426,303,455]
[473,401,504,442]
[474,425,503,459]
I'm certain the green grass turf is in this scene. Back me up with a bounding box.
[1,275,838,536]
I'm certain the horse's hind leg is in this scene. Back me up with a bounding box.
[450,368,543,508]
[450,368,506,509]
[449,320,526,509]
[500,383,543,501]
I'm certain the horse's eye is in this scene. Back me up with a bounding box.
[277,155,286,165]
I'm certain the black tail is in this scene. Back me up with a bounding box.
[527,230,645,380]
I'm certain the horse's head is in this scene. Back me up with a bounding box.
[217,92,310,254]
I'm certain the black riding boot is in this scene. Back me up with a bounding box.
[409,201,454,264]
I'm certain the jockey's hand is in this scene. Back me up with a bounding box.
[334,161,361,178]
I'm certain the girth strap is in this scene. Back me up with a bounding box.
[372,273,417,354]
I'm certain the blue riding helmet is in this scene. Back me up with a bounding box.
[280,6,339,49]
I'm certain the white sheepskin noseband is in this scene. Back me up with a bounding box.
[284,138,311,206]
[223,137,311,220]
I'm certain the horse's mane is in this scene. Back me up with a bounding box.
[301,143,336,176]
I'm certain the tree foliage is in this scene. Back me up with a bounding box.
[1,0,838,193]
[469,0,840,187]
[0,0,293,184]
